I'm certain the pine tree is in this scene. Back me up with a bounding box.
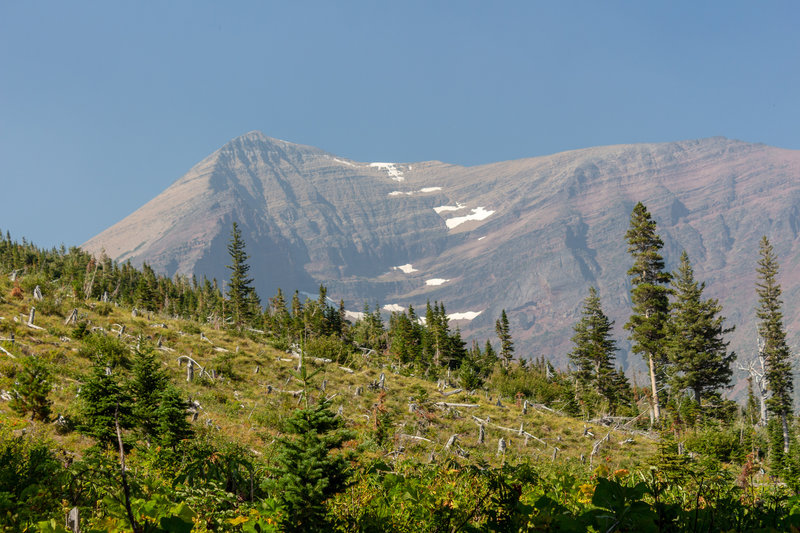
[10,355,52,421]
[155,385,193,448]
[130,346,169,440]
[226,222,258,328]
[666,251,735,406]
[78,359,133,447]
[269,399,354,531]
[495,309,514,367]
[624,202,671,423]
[755,236,794,459]
[568,287,617,408]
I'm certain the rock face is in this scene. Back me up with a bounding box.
[83,131,800,378]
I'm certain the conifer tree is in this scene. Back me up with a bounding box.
[269,398,353,531]
[755,236,794,458]
[568,287,617,407]
[10,354,52,421]
[495,309,514,367]
[78,359,133,447]
[130,346,169,440]
[624,202,671,423]
[155,385,193,448]
[226,222,258,328]
[666,251,734,406]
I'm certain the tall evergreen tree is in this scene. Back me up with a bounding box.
[155,385,194,448]
[568,287,617,407]
[130,346,169,440]
[624,202,671,423]
[226,222,258,327]
[78,359,133,447]
[666,251,735,405]
[755,236,794,458]
[495,309,514,367]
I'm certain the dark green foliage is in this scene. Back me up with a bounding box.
[130,346,169,439]
[78,358,133,447]
[666,251,735,406]
[755,236,794,463]
[226,221,259,328]
[495,309,514,366]
[10,354,52,421]
[267,399,354,531]
[155,386,194,448]
[568,287,618,414]
[0,433,66,530]
[79,332,131,368]
[458,340,496,390]
[624,202,671,421]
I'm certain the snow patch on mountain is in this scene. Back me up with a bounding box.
[426,278,450,286]
[448,311,483,321]
[388,186,442,197]
[393,264,418,274]
[434,202,466,214]
[370,162,405,182]
[445,207,495,229]
[333,157,355,167]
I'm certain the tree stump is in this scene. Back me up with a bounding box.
[478,423,485,445]
[497,437,506,456]
[66,506,80,533]
[33,285,43,301]
[28,307,35,325]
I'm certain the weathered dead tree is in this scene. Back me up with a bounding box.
[738,336,769,426]
[64,308,78,325]
[434,402,480,409]
[177,355,214,381]
[497,437,507,456]
[478,423,485,444]
[589,431,612,466]
[440,388,463,397]
[33,285,43,300]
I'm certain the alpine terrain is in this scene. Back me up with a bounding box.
[83,131,800,375]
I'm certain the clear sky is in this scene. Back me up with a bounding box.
[2,1,799,248]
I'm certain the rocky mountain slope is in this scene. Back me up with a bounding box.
[83,132,800,376]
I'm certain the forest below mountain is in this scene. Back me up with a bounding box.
[2,203,800,532]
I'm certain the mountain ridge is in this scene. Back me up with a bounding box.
[83,132,800,379]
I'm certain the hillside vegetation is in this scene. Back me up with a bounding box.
[1,216,799,531]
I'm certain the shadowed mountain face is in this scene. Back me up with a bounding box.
[83,131,800,378]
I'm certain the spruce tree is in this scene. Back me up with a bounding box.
[495,309,514,367]
[155,385,193,448]
[666,251,734,406]
[755,236,794,458]
[568,287,617,409]
[226,222,258,328]
[624,202,671,423]
[10,354,52,421]
[269,399,354,531]
[78,359,133,447]
[130,346,169,440]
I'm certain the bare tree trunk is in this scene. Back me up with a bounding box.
[782,413,791,454]
[115,407,140,533]
[648,353,661,422]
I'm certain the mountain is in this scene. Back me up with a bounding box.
[82,131,800,377]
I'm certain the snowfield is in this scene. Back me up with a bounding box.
[370,162,405,182]
[445,207,495,229]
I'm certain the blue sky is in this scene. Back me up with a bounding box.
[2,1,799,248]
